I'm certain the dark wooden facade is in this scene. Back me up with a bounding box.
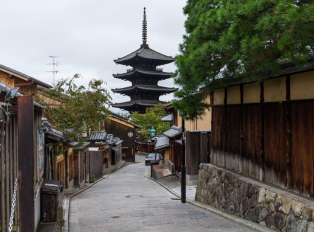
[89,151,104,179]
[212,70,314,198]
[186,131,211,176]
[101,115,138,162]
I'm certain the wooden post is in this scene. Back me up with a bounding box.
[78,151,80,187]
[1,121,5,232]
[18,96,35,232]
[9,119,13,227]
[239,85,244,173]
[223,88,227,167]
[210,92,214,164]
[13,115,19,226]
[6,120,9,229]
[260,82,265,181]
[286,75,292,189]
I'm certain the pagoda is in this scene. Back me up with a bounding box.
[111,8,178,114]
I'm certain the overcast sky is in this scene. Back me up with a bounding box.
[0,0,187,113]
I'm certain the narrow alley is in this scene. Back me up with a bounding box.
[68,153,255,232]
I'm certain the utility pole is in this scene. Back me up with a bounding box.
[181,112,186,203]
[46,56,60,86]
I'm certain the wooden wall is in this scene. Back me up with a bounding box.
[102,119,135,162]
[212,73,314,198]
[74,153,85,186]
[0,115,19,231]
[186,131,211,175]
[89,151,103,179]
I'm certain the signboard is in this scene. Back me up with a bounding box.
[38,130,45,179]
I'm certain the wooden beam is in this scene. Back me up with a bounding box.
[239,84,244,173]
[223,88,227,167]
[1,121,5,232]
[0,67,29,81]
[210,92,214,164]
[286,75,292,189]
[260,82,265,181]
[6,119,9,230]
[18,96,35,232]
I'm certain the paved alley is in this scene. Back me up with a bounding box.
[69,155,255,232]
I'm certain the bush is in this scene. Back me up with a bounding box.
[90,175,95,183]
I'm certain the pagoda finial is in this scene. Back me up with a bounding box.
[141,7,149,48]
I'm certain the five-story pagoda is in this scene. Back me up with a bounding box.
[112,8,178,114]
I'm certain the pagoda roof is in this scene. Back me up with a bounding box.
[114,47,174,66]
[112,100,165,109]
[112,85,178,94]
[113,69,172,81]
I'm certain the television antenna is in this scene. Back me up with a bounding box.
[46,56,60,86]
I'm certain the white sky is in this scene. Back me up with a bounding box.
[0,0,187,113]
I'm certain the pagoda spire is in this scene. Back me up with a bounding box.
[141,7,148,48]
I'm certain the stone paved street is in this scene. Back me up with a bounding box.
[69,156,255,232]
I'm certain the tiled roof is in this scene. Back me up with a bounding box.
[112,85,178,94]
[74,142,90,150]
[46,128,63,139]
[161,114,173,122]
[89,130,107,141]
[155,136,169,150]
[113,69,172,79]
[112,100,165,108]
[163,125,182,138]
[0,64,52,88]
[42,120,52,130]
[114,47,174,65]
[65,141,79,147]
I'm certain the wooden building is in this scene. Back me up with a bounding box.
[88,130,124,178]
[0,85,48,232]
[164,91,212,131]
[100,113,139,162]
[211,58,314,198]
[0,63,52,95]
[163,95,212,185]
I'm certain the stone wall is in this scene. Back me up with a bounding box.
[196,163,314,232]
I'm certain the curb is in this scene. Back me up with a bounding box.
[62,164,128,232]
[149,177,274,232]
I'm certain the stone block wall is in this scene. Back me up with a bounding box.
[196,163,314,232]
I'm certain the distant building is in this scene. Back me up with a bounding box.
[111,8,178,113]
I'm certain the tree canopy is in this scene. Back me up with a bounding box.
[35,74,112,144]
[130,104,171,140]
[173,0,314,119]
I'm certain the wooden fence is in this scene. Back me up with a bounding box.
[89,151,103,179]
[0,115,19,232]
[212,100,314,198]
[186,131,211,176]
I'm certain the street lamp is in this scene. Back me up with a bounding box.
[149,126,156,138]
[149,126,157,162]
[179,110,186,203]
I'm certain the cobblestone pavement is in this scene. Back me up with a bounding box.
[69,161,255,232]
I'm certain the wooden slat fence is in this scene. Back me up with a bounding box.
[186,131,211,176]
[212,100,314,198]
[0,115,19,232]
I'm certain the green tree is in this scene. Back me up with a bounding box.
[35,74,112,144]
[174,0,314,119]
[146,103,169,117]
[130,104,171,139]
